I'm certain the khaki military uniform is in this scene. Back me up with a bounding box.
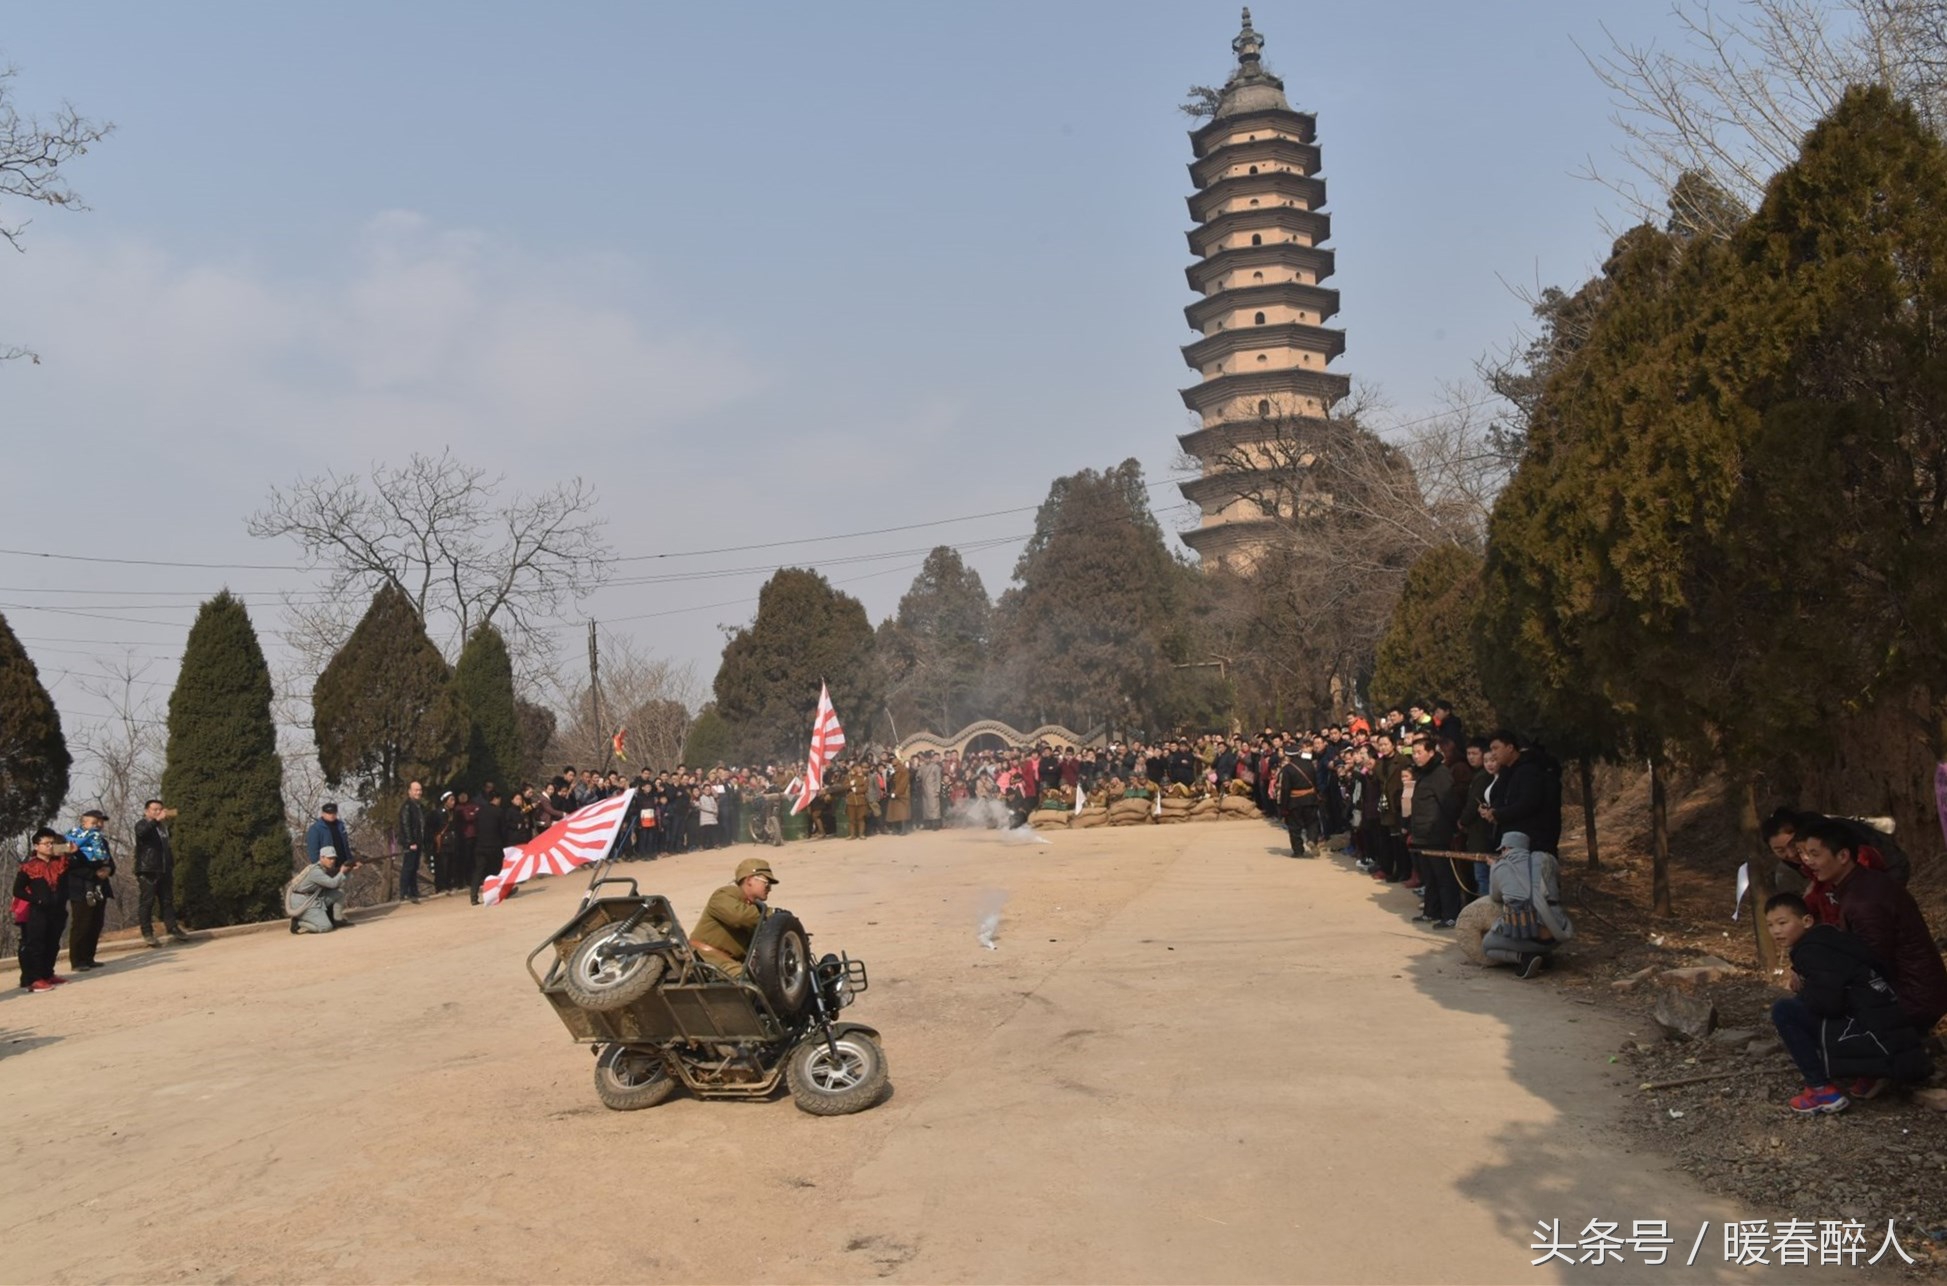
[689,883,763,979]
[844,768,869,839]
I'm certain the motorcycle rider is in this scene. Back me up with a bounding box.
[688,857,778,979]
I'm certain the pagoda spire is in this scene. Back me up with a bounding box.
[1233,8,1263,67]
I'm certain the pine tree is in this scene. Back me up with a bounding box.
[452,624,521,792]
[313,583,468,804]
[161,592,289,926]
[0,610,69,840]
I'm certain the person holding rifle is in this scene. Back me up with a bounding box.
[287,846,359,934]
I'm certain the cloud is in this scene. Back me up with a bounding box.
[5,211,760,475]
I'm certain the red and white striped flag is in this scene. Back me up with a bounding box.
[481,788,635,906]
[791,682,845,815]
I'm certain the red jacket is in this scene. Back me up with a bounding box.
[1832,864,1947,1032]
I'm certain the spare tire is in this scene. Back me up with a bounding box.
[746,911,813,1020]
[564,922,668,1011]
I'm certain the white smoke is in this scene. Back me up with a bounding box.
[976,890,1007,950]
[999,824,1049,847]
[949,797,1013,830]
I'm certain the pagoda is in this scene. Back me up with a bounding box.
[1176,9,1349,568]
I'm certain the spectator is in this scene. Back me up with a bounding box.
[1481,731,1562,854]
[304,802,354,867]
[433,789,464,893]
[397,781,428,904]
[1461,739,1495,896]
[1764,891,1932,1115]
[1371,733,1410,884]
[63,808,116,970]
[133,798,188,947]
[697,778,722,849]
[1797,818,1947,1034]
[471,785,508,906]
[1482,831,1573,979]
[1407,736,1465,928]
[14,828,71,991]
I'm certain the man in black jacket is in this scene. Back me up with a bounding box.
[1765,891,1932,1113]
[470,785,508,906]
[1482,731,1562,854]
[397,780,428,904]
[132,798,188,946]
[1406,737,1466,926]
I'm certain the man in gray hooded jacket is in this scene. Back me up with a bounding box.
[1483,830,1573,978]
[287,851,354,934]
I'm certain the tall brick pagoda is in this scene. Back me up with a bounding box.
[1176,9,1350,568]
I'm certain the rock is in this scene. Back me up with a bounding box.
[1709,1027,1758,1046]
[1660,956,1740,987]
[1612,965,1660,993]
[1652,987,1718,1042]
[1913,1087,1947,1112]
[1454,897,1498,966]
[1744,1036,1783,1057]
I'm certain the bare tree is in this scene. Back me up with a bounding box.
[65,654,167,934]
[1,63,112,362]
[1179,386,1510,721]
[542,631,698,776]
[247,449,612,673]
[1586,0,1947,236]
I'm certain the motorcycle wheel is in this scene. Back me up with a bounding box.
[563,922,668,1011]
[786,1032,888,1116]
[593,1043,677,1111]
[746,912,813,1019]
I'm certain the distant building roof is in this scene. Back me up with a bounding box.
[1215,8,1292,119]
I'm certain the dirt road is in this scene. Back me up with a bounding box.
[1,821,1846,1283]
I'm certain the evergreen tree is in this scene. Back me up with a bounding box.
[990,459,1224,733]
[881,546,992,734]
[682,703,733,767]
[313,583,468,804]
[1369,545,1494,731]
[452,624,521,791]
[0,610,69,840]
[711,570,878,763]
[161,592,288,926]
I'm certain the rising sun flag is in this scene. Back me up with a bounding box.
[791,682,846,815]
[480,788,636,906]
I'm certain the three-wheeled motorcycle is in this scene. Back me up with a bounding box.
[528,871,887,1115]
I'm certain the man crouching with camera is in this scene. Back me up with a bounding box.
[287,846,360,934]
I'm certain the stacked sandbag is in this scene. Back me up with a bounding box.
[1072,806,1109,829]
[1029,810,1070,831]
[1217,796,1258,820]
[1107,797,1153,826]
[1157,796,1193,825]
[1189,797,1220,821]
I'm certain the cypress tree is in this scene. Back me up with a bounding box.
[161,592,288,926]
[313,583,468,804]
[1369,545,1493,731]
[0,610,69,840]
[452,624,520,792]
[712,570,878,763]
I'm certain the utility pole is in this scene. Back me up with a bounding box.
[588,620,608,771]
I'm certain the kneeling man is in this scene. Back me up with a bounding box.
[288,850,355,934]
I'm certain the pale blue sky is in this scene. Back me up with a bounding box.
[3,1,1683,725]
